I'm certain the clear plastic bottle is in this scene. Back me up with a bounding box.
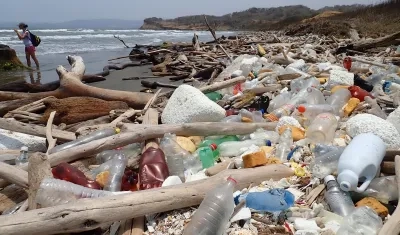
[276,128,293,162]
[183,177,237,235]
[49,128,120,154]
[218,139,268,158]
[326,88,352,113]
[160,133,188,181]
[290,76,320,93]
[267,91,292,113]
[36,188,77,208]
[336,206,382,235]
[198,136,239,148]
[313,144,344,158]
[290,87,326,105]
[306,113,338,143]
[310,148,345,178]
[250,128,280,144]
[104,154,128,192]
[96,143,141,164]
[358,176,398,203]
[324,175,355,217]
[297,104,334,125]
[15,146,28,166]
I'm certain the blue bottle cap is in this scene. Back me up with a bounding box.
[265,140,272,146]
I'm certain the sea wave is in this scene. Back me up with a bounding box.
[40,34,130,40]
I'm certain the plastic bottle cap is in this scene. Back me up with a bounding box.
[210,143,218,151]
[324,175,336,184]
[337,170,358,192]
[115,128,121,134]
[297,105,306,113]
[21,146,28,151]
[265,140,272,146]
[227,176,237,184]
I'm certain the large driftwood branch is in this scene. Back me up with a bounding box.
[0,165,293,234]
[199,76,247,94]
[0,162,28,188]
[378,155,400,235]
[0,56,152,108]
[352,31,400,51]
[0,118,75,142]
[28,152,51,210]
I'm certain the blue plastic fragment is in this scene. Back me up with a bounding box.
[287,146,301,161]
[244,188,295,212]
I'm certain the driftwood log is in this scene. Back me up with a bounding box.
[27,153,51,210]
[0,162,28,188]
[0,56,152,108]
[352,31,400,51]
[0,185,27,214]
[0,164,293,234]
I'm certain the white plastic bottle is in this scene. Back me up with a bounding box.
[337,133,386,193]
[306,113,338,143]
[183,177,237,235]
[218,139,268,158]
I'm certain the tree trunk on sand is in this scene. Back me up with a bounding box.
[0,164,293,234]
[0,56,152,108]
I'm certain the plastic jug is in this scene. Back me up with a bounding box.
[306,113,338,143]
[337,133,386,193]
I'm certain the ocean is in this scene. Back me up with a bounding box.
[0,29,234,84]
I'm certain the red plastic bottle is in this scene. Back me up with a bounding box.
[343,57,352,72]
[139,147,169,190]
[348,86,373,102]
[52,162,101,189]
[121,169,139,191]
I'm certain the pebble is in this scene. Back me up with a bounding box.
[0,128,46,152]
[161,85,226,124]
[346,114,400,148]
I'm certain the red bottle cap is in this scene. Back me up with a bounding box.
[343,57,352,72]
[297,105,306,113]
[210,143,217,150]
[227,176,237,184]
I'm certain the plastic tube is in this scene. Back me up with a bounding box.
[49,128,120,154]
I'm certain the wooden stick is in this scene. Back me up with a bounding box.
[0,164,293,234]
[0,118,76,142]
[45,111,57,155]
[350,57,387,69]
[16,199,29,213]
[27,152,51,210]
[0,162,28,188]
[0,185,27,214]
[110,109,137,126]
[199,76,246,93]
[378,155,400,235]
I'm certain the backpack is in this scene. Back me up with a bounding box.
[27,30,41,47]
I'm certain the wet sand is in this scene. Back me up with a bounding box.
[91,64,188,92]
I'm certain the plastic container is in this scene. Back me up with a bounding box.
[36,188,77,207]
[313,144,344,158]
[336,206,382,235]
[250,128,280,143]
[306,113,338,143]
[218,139,268,158]
[276,128,293,162]
[198,135,239,148]
[183,177,237,235]
[324,175,355,217]
[15,146,28,166]
[52,162,101,189]
[139,147,169,190]
[348,86,373,102]
[326,88,352,112]
[337,133,386,193]
[265,103,296,122]
[104,154,128,192]
[242,189,295,212]
[160,133,189,181]
[267,91,292,113]
[357,176,398,203]
[297,104,334,123]
[49,128,120,154]
[194,144,219,169]
[291,87,325,106]
[310,148,345,178]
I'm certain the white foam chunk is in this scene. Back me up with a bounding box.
[0,128,46,151]
[162,85,226,124]
[327,70,354,87]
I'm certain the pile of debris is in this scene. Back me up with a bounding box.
[0,27,399,235]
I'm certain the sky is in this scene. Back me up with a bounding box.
[1,0,377,23]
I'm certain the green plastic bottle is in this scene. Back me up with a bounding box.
[205,92,223,102]
[198,135,239,149]
[196,144,219,169]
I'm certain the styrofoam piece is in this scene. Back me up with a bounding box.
[161,85,226,124]
[0,128,46,152]
[327,70,355,88]
[230,207,251,222]
[162,176,183,187]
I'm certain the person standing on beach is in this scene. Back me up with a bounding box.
[14,22,39,68]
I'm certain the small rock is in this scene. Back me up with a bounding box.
[161,85,226,124]
[355,197,389,218]
[346,113,400,148]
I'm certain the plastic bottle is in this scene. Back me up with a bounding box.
[364,96,387,119]
[52,162,101,189]
[104,154,128,192]
[183,177,237,235]
[326,88,352,112]
[36,188,78,208]
[348,86,373,102]
[290,77,321,93]
[306,113,338,143]
[39,178,113,199]
[354,74,374,92]
[276,128,293,162]
[96,143,141,164]
[337,133,386,193]
[121,169,139,192]
[15,146,28,166]
[297,104,335,123]
[49,128,120,154]
[160,133,188,181]
[267,91,292,113]
[250,128,280,143]
[336,206,382,235]
[357,176,398,203]
[194,144,219,169]
[265,103,296,122]
[205,92,223,102]
[139,147,169,190]
[198,136,239,148]
[290,87,326,105]
[218,139,268,158]
[310,148,345,178]
[324,175,355,217]
[313,144,343,158]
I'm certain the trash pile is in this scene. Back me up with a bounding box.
[0,33,400,235]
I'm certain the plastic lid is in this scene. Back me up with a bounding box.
[227,176,237,184]
[115,128,121,134]
[265,140,272,146]
[21,146,28,151]
[324,175,336,184]
[210,143,218,151]
[297,105,306,113]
